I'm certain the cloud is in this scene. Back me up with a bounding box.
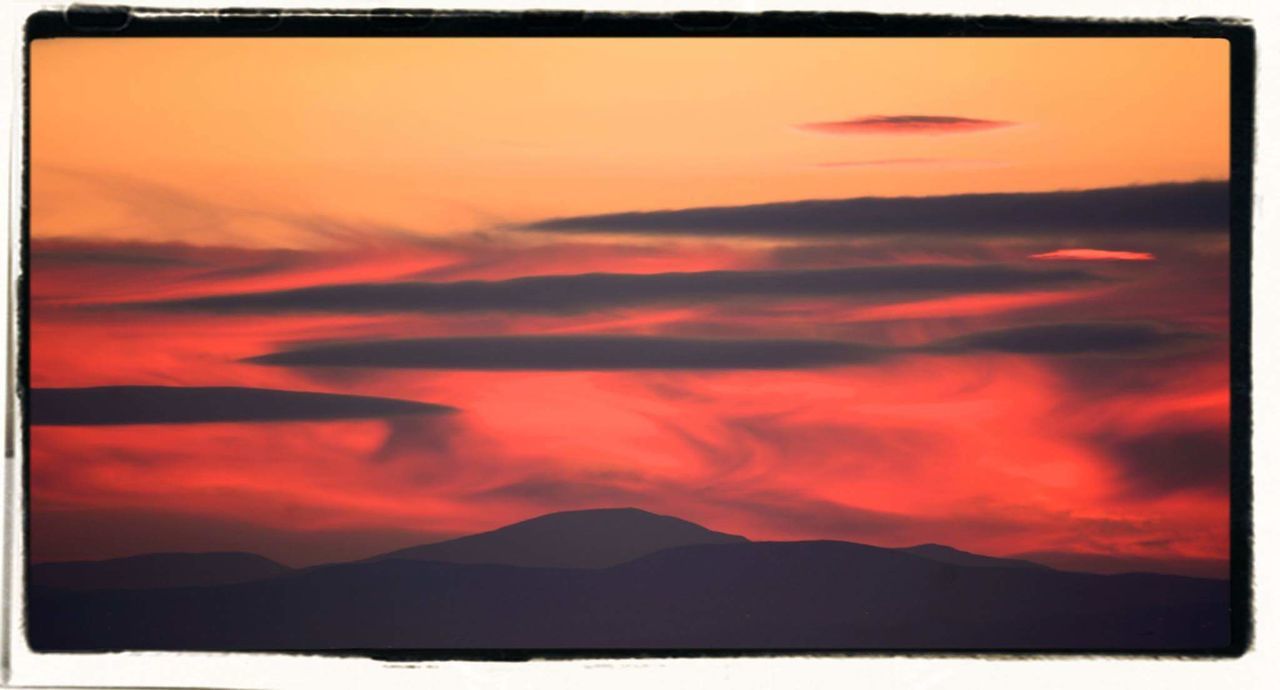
[247,321,1196,371]
[132,264,1097,315]
[1099,426,1230,499]
[36,166,480,250]
[766,243,993,269]
[31,240,203,268]
[521,181,1228,238]
[918,323,1201,357]
[796,115,1014,135]
[372,415,463,465]
[29,386,456,426]
[1030,249,1155,261]
[247,335,887,370]
[28,237,404,305]
[474,475,650,506]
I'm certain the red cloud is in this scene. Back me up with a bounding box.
[26,229,1225,577]
[1030,249,1156,262]
[796,115,1015,135]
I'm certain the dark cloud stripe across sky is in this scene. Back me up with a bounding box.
[29,386,456,426]
[521,181,1228,238]
[919,323,1202,357]
[795,115,1015,135]
[132,264,1098,315]
[247,324,1196,371]
[248,336,887,370]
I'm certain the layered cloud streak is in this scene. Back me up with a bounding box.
[524,182,1228,238]
[133,264,1098,316]
[27,179,1232,577]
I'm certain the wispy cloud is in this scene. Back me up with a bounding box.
[31,240,205,268]
[246,322,1200,371]
[1097,425,1229,499]
[522,182,1228,239]
[1030,249,1156,262]
[796,115,1015,135]
[30,386,455,426]
[130,264,1097,316]
[919,323,1201,357]
[247,336,887,371]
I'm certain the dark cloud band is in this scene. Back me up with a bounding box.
[918,323,1200,356]
[135,264,1096,316]
[522,181,1228,238]
[797,115,1014,135]
[29,386,455,426]
[1100,427,1230,499]
[248,336,886,370]
[247,323,1195,371]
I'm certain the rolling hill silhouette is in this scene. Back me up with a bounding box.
[896,543,1050,570]
[27,508,1229,652]
[370,507,748,568]
[29,552,291,591]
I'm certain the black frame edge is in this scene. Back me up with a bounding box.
[14,7,1256,662]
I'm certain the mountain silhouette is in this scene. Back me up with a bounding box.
[369,507,748,568]
[30,552,291,591]
[27,509,1229,652]
[897,543,1051,570]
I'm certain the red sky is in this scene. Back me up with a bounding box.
[27,38,1231,577]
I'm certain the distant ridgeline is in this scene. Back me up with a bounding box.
[29,508,1229,652]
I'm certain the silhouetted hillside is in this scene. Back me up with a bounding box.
[369,507,748,568]
[30,552,291,591]
[29,539,1227,652]
[898,543,1051,570]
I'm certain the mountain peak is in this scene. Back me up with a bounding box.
[504,506,705,529]
[515,506,663,519]
[906,543,963,554]
[373,506,748,569]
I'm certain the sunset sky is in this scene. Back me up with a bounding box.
[28,38,1232,577]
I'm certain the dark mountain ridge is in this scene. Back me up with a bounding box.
[369,507,749,569]
[897,543,1051,570]
[29,551,291,591]
[27,508,1229,651]
[29,539,1227,651]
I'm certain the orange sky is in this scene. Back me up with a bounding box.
[32,38,1228,247]
[27,38,1233,577]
